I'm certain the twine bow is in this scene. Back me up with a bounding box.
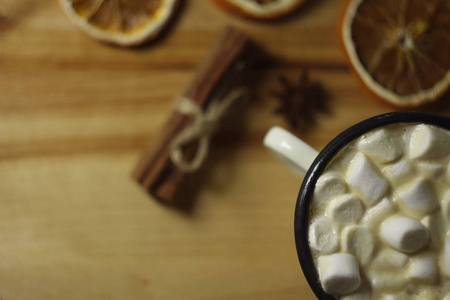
[169,88,248,173]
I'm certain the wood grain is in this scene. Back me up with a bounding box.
[132,26,257,203]
[1,1,450,300]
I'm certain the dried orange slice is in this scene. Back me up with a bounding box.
[340,0,450,107]
[210,0,308,20]
[59,0,179,47]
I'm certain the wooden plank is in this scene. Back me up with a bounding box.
[1,0,450,299]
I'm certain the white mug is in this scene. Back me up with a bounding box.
[263,126,319,177]
[262,112,450,300]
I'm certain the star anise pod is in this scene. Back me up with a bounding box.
[272,71,329,133]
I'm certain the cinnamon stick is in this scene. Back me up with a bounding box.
[132,27,258,204]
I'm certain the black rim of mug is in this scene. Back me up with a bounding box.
[294,111,450,300]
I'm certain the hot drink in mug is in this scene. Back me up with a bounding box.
[264,112,450,299]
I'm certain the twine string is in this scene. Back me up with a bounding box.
[169,88,248,173]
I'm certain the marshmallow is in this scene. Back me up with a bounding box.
[372,249,409,269]
[340,292,368,300]
[326,194,364,224]
[314,171,347,206]
[383,296,404,300]
[362,197,396,228]
[318,253,361,295]
[309,216,339,254]
[358,128,403,164]
[409,124,450,160]
[408,255,437,283]
[422,213,445,249]
[442,190,450,224]
[380,216,429,253]
[417,162,445,180]
[369,271,406,291]
[382,159,414,185]
[340,295,364,300]
[395,178,437,217]
[339,278,370,300]
[342,225,375,265]
[444,235,450,277]
[346,153,388,205]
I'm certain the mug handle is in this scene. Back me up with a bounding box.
[263,126,319,177]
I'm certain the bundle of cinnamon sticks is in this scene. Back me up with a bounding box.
[132,27,264,205]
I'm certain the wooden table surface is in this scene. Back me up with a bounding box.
[1,1,450,299]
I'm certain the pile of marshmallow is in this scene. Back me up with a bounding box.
[308,124,450,299]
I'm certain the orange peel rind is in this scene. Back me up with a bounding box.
[59,0,179,47]
[209,0,308,20]
[339,0,450,107]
